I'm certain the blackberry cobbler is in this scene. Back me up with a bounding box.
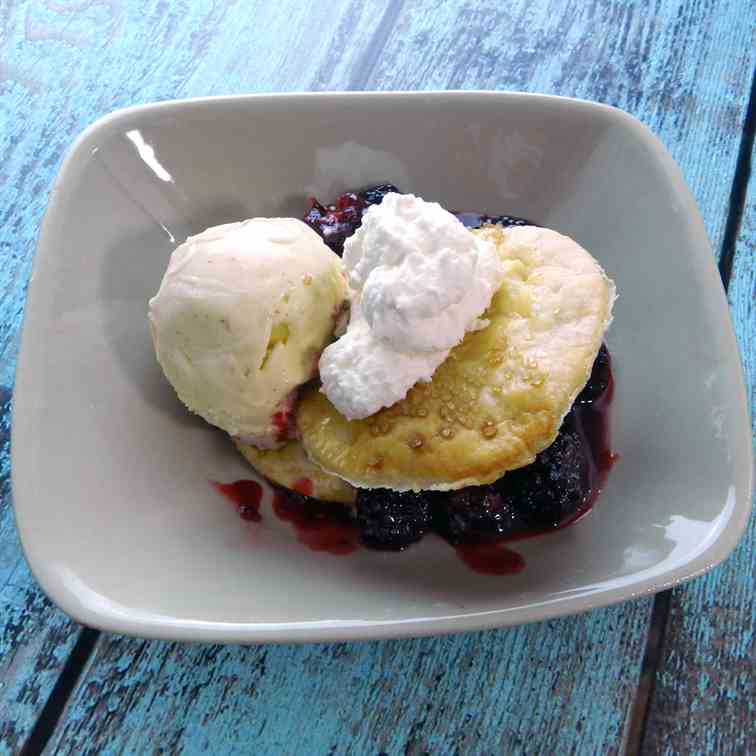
[150,181,616,574]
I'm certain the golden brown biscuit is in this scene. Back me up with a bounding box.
[298,226,615,491]
[235,439,356,503]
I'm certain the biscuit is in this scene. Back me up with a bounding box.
[298,226,615,491]
[235,439,356,503]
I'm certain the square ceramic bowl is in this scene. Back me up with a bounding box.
[13,92,753,643]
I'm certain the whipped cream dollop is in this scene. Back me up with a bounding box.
[319,193,505,419]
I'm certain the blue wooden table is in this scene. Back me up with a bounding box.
[1,1,754,753]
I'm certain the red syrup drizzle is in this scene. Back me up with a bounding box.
[270,390,298,442]
[272,488,358,555]
[271,409,296,441]
[212,480,263,521]
[212,479,358,554]
[455,364,617,575]
[455,544,526,575]
[292,478,314,497]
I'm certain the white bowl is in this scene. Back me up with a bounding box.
[13,92,753,643]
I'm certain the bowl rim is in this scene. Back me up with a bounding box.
[13,90,754,643]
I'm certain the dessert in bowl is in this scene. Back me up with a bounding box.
[149,184,617,569]
[15,92,749,642]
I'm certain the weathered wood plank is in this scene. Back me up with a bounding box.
[642,142,755,755]
[45,609,650,756]
[366,0,755,257]
[0,386,81,756]
[0,0,390,750]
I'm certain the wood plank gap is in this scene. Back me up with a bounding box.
[718,67,756,289]
[20,628,100,756]
[624,591,672,755]
[626,67,756,755]
[347,0,406,90]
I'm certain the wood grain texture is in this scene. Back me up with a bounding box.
[367,0,756,257]
[642,143,756,756]
[0,0,753,753]
[0,0,391,750]
[46,609,651,756]
[0,387,81,756]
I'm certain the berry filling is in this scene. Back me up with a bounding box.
[431,487,523,546]
[304,183,399,255]
[493,412,590,531]
[356,489,433,551]
[303,185,534,256]
[455,212,534,230]
[272,490,358,555]
[576,343,611,406]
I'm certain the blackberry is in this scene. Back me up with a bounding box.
[303,194,364,256]
[455,212,534,230]
[356,489,432,550]
[432,486,525,545]
[303,185,400,256]
[576,344,611,405]
[480,214,533,227]
[494,414,591,529]
[358,183,399,207]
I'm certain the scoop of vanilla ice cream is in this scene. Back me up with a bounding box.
[319,194,504,419]
[149,218,346,445]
